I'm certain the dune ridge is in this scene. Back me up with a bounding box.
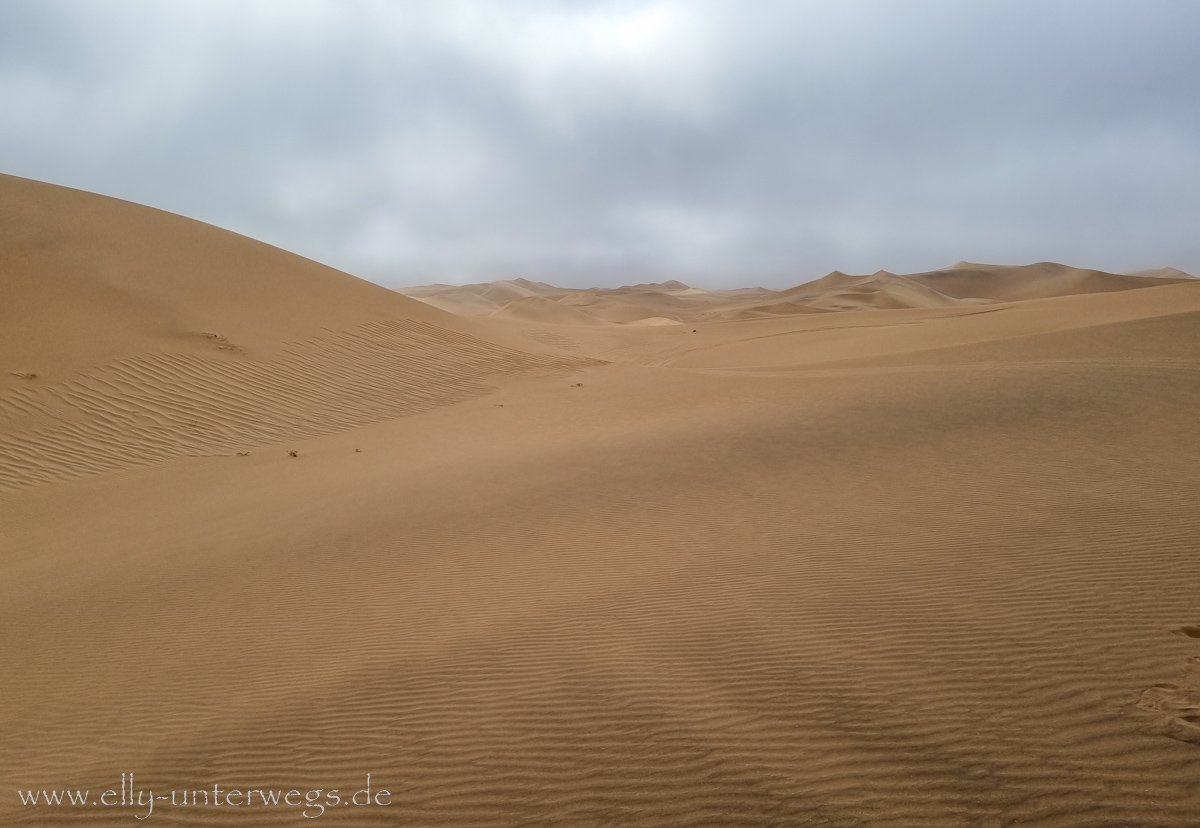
[398,262,1193,325]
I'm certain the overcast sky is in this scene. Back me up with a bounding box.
[2,1,1198,288]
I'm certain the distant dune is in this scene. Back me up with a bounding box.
[5,175,1200,827]
[488,294,607,326]
[1130,266,1196,280]
[401,261,1193,325]
[905,260,1191,302]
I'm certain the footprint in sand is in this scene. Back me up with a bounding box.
[1138,645,1200,746]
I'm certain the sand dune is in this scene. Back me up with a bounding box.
[1131,266,1196,280]
[488,294,607,326]
[557,293,670,323]
[413,289,506,316]
[905,260,1191,302]
[0,174,595,489]
[397,278,570,318]
[4,177,1200,827]
[405,262,1191,325]
[623,315,684,326]
[782,271,968,311]
[735,300,834,319]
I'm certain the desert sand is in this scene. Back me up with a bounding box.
[3,172,1200,826]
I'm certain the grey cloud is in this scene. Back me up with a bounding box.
[1,0,1197,288]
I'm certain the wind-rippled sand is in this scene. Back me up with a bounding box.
[3,173,1199,826]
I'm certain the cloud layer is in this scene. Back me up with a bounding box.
[2,0,1198,287]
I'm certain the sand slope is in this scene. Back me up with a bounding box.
[488,294,608,326]
[0,174,595,489]
[1,174,446,385]
[4,178,1200,827]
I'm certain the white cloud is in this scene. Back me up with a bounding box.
[443,1,719,130]
[1,0,1197,286]
[625,204,749,270]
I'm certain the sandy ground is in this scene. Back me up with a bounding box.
[3,174,1200,826]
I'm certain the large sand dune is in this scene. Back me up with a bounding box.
[3,176,1200,826]
[0,174,595,489]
